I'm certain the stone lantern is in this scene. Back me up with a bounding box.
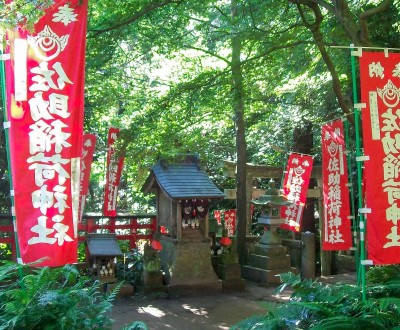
[251,178,293,246]
[242,178,296,284]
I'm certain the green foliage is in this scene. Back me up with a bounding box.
[232,271,400,330]
[0,0,53,31]
[115,249,143,287]
[0,243,12,261]
[120,321,148,330]
[366,265,400,285]
[0,261,120,330]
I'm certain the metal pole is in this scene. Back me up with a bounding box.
[1,43,24,280]
[350,46,367,302]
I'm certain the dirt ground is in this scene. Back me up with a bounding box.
[111,273,356,330]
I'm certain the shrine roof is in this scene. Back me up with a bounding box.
[142,158,225,200]
[87,233,123,257]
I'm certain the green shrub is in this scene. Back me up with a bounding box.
[0,261,120,330]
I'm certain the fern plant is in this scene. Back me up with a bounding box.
[231,271,400,330]
[0,261,121,330]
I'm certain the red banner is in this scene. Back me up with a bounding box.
[224,209,236,236]
[321,120,352,250]
[79,133,96,219]
[103,127,124,217]
[360,51,400,265]
[4,1,88,266]
[280,153,313,232]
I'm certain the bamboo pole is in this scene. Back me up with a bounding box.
[350,46,367,303]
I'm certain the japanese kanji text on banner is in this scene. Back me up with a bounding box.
[4,1,88,266]
[321,120,352,250]
[359,51,400,265]
[103,127,125,217]
[280,153,313,232]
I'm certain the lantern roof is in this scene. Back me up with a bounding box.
[87,233,123,257]
[142,155,225,200]
[251,178,293,207]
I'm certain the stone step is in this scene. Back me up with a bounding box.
[249,254,291,270]
[241,265,298,284]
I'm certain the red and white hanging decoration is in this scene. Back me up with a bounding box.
[359,51,400,265]
[321,120,353,250]
[103,127,124,217]
[4,0,88,266]
[79,133,96,220]
[280,153,313,232]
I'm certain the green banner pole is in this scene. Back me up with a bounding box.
[0,42,24,281]
[350,46,367,303]
[343,119,359,279]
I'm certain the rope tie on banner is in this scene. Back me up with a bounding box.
[354,103,367,109]
[3,121,11,129]
[359,208,372,214]
[361,260,374,266]
[356,155,370,162]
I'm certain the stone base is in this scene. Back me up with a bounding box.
[254,243,287,257]
[249,254,291,269]
[137,270,167,296]
[160,238,220,290]
[212,262,241,281]
[167,280,222,298]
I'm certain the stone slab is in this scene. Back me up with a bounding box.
[241,265,298,284]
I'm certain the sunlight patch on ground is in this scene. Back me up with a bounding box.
[137,305,166,318]
[182,304,209,316]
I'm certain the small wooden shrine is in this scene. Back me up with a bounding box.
[142,155,225,296]
[87,233,123,283]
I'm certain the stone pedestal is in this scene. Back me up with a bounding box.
[139,270,168,295]
[211,257,246,292]
[242,243,297,284]
[160,237,222,297]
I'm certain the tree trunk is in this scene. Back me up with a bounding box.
[231,0,248,264]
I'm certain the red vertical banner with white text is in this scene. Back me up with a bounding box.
[321,120,352,250]
[79,133,96,220]
[4,1,88,266]
[103,128,124,217]
[280,153,313,232]
[360,51,400,265]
